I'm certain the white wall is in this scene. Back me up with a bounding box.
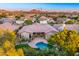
[40,20,48,24]
[45,32,53,39]
[16,20,24,24]
[21,32,29,39]
[45,31,57,39]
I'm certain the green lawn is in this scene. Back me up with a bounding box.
[15,44,31,49]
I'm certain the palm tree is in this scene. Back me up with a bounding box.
[34,15,40,23]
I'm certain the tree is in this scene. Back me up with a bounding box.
[34,15,40,23]
[20,14,24,17]
[48,28,79,55]
[24,44,68,56]
[65,19,76,24]
[17,48,24,56]
[0,30,24,56]
[0,30,16,44]
[15,16,20,20]
[0,15,3,19]
[48,21,55,26]
[58,14,66,18]
[72,15,78,20]
[0,13,7,19]
[0,40,24,56]
[24,20,33,25]
[1,13,7,18]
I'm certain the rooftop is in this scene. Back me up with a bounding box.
[19,23,58,33]
[0,22,20,31]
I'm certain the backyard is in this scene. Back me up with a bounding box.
[0,23,79,56]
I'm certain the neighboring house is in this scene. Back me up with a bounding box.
[53,24,79,32]
[65,14,71,18]
[66,18,71,21]
[58,24,66,31]
[53,24,66,31]
[32,16,36,23]
[72,14,78,18]
[15,18,26,25]
[47,17,55,23]
[0,20,3,24]
[39,16,48,24]
[77,18,79,21]
[0,22,20,31]
[0,18,15,24]
[15,20,24,25]
[56,18,71,23]
[32,15,49,24]
[24,18,28,21]
[20,17,25,20]
[7,16,15,19]
[18,23,58,40]
[66,24,79,32]
[40,20,48,24]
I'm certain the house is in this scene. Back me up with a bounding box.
[53,24,66,31]
[15,17,26,25]
[72,14,78,18]
[0,22,20,31]
[24,18,28,21]
[53,24,79,32]
[66,24,79,32]
[0,18,15,24]
[7,16,15,20]
[18,23,58,40]
[40,20,48,24]
[56,18,71,23]
[39,16,48,24]
[32,15,49,24]
[15,20,24,25]
[47,17,55,23]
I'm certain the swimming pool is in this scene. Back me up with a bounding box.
[36,42,48,49]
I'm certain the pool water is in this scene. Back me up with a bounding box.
[36,42,48,49]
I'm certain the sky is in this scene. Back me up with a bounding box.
[0,3,79,11]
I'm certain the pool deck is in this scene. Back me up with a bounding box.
[28,37,48,48]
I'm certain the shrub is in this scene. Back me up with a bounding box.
[15,44,30,49]
[24,20,33,25]
[48,28,79,55]
[0,30,24,56]
[65,19,76,24]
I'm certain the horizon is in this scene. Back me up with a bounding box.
[0,3,79,11]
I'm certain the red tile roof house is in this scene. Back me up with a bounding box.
[18,23,58,48]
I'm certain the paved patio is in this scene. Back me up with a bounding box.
[28,37,48,48]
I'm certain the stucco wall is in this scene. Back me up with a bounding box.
[21,32,30,39]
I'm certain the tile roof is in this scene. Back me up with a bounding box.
[0,23,20,31]
[53,24,79,32]
[0,18,15,23]
[19,23,58,33]
[66,24,79,31]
